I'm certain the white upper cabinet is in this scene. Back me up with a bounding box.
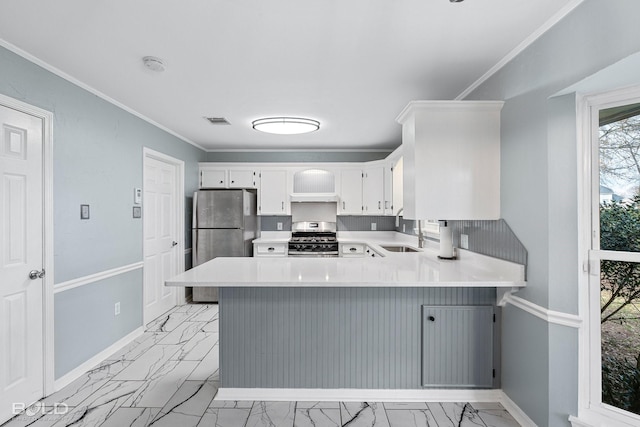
[396,101,503,220]
[363,166,384,215]
[228,169,256,188]
[200,168,227,188]
[339,169,363,215]
[200,166,256,189]
[392,156,403,216]
[259,170,290,215]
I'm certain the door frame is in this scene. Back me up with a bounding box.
[142,147,185,325]
[0,93,55,397]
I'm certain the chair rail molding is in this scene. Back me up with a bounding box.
[54,262,144,294]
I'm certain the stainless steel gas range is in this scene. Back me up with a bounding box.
[288,221,338,257]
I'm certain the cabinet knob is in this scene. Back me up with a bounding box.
[428,316,435,322]
[231,180,235,183]
[219,180,223,184]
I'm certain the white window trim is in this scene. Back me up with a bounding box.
[575,85,640,427]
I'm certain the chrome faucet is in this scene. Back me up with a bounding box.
[417,219,425,248]
[395,208,404,227]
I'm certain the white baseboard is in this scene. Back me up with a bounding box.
[53,326,144,391]
[499,391,538,427]
[215,388,503,403]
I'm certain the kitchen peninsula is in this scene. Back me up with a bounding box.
[166,233,525,400]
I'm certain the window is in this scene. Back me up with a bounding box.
[580,89,640,426]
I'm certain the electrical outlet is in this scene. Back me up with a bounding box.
[371,222,377,231]
[461,234,469,249]
[277,222,283,231]
[114,302,121,316]
[403,224,406,233]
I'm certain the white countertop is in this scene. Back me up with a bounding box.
[167,232,525,289]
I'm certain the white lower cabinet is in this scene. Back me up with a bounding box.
[253,242,288,257]
[422,305,494,388]
[340,243,365,257]
[340,243,380,257]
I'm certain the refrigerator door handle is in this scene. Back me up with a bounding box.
[193,230,198,265]
[192,191,198,229]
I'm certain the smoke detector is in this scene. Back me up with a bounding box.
[142,56,166,72]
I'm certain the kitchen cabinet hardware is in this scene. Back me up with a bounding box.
[171,241,178,247]
[268,247,275,252]
[350,247,357,252]
[428,315,435,322]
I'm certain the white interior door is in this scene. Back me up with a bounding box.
[143,154,180,324]
[0,105,44,423]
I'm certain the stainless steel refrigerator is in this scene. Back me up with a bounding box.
[192,189,257,302]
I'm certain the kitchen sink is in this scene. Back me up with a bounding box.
[380,245,420,253]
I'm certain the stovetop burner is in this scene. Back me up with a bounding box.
[288,221,338,257]
[290,235,337,244]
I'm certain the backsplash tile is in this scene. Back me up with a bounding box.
[395,217,527,273]
[260,216,292,231]
[337,216,396,231]
[451,219,527,267]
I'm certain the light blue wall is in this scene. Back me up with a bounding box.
[54,270,142,378]
[0,45,206,378]
[467,0,640,425]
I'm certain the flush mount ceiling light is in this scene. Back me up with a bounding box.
[142,56,166,72]
[252,117,320,135]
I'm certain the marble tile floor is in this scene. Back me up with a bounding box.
[2,303,521,427]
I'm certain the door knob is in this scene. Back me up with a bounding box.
[29,269,45,280]
[171,241,178,247]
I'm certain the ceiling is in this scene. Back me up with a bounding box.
[0,0,579,152]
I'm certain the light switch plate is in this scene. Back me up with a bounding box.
[80,204,90,220]
[134,188,142,204]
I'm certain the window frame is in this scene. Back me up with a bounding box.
[576,85,640,427]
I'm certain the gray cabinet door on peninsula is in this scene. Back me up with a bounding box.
[422,305,494,388]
